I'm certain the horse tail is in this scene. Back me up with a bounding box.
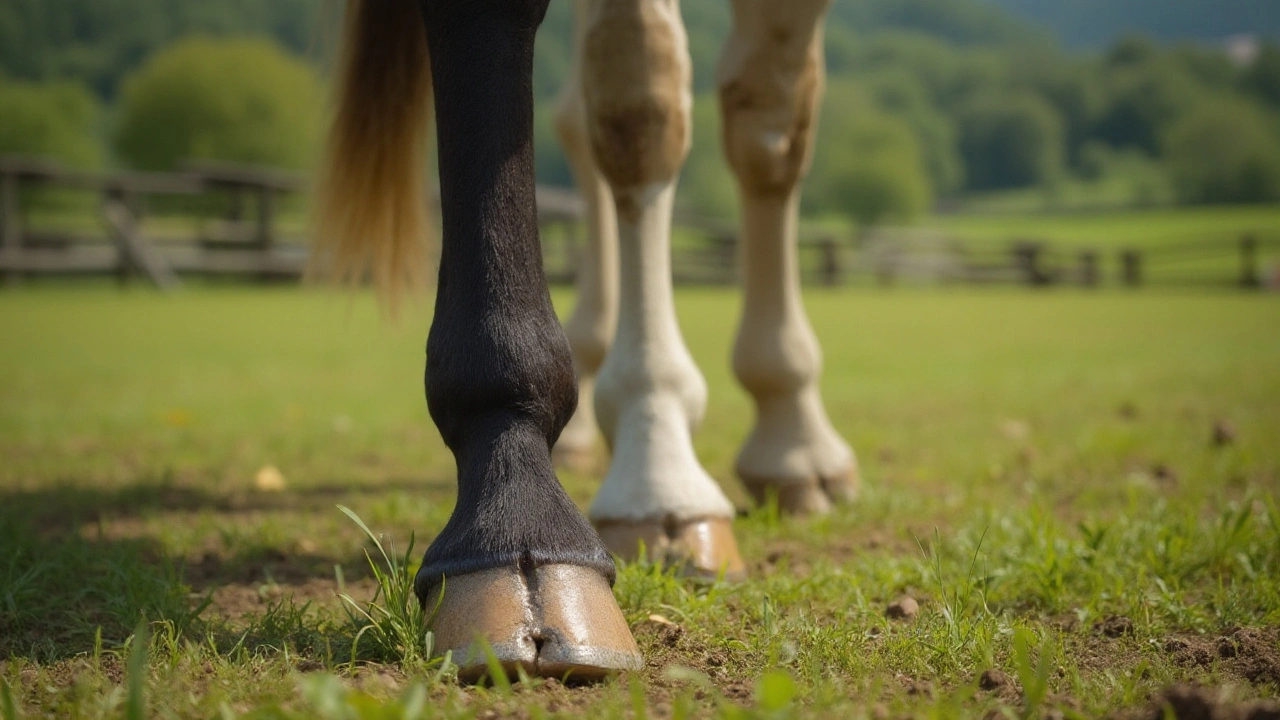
[311,0,433,311]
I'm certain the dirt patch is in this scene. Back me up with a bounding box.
[977,668,1020,702]
[1139,684,1280,720]
[1164,627,1280,688]
[203,577,378,621]
[184,547,373,591]
[1095,615,1135,638]
[896,674,933,698]
[754,528,916,577]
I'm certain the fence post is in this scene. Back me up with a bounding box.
[1012,241,1050,286]
[254,185,274,251]
[818,236,841,287]
[1078,250,1099,288]
[1239,233,1260,289]
[1,169,20,286]
[1121,249,1142,288]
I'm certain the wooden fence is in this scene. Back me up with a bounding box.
[1,155,1274,291]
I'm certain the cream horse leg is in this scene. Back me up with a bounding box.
[581,0,744,578]
[720,0,859,514]
[552,0,619,474]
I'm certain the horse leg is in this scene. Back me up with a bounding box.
[581,0,745,579]
[415,0,640,680]
[552,0,620,475]
[719,0,858,514]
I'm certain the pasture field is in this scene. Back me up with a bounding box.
[1,284,1278,718]
[930,205,1280,254]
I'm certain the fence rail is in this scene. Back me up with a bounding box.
[1,155,1274,291]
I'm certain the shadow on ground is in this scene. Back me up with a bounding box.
[0,475,444,662]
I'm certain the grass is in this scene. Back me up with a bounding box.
[927,205,1280,285]
[1,281,1278,718]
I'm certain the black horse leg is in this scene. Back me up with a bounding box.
[413,0,641,680]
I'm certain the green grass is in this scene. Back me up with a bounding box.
[1,283,1278,718]
[931,204,1280,250]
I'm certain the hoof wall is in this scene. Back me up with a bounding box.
[422,564,642,682]
[595,517,746,581]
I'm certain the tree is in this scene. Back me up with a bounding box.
[957,91,1064,190]
[0,0,324,99]
[0,77,102,166]
[1243,41,1280,109]
[1007,50,1104,168]
[865,68,966,195]
[679,94,739,219]
[1164,99,1280,204]
[113,37,322,171]
[807,83,933,226]
[1094,55,1202,155]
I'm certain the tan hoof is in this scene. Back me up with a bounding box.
[743,463,860,516]
[595,516,746,581]
[421,564,642,682]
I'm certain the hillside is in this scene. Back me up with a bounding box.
[1,0,1050,100]
[985,0,1280,47]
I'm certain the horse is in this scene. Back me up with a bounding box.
[313,0,857,681]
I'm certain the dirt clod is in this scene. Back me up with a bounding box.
[898,675,932,697]
[642,614,684,647]
[1151,464,1178,485]
[1153,685,1215,720]
[1212,420,1236,447]
[1095,615,1135,638]
[886,596,919,620]
[1147,685,1280,720]
[1218,636,1239,658]
[977,668,1015,694]
[1246,704,1280,720]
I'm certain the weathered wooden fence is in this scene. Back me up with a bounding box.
[2,155,1274,291]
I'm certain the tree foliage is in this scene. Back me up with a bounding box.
[0,0,323,98]
[958,91,1064,190]
[984,0,1279,47]
[2,0,1278,217]
[1164,99,1280,204]
[0,77,102,167]
[807,83,933,226]
[113,37,322,171]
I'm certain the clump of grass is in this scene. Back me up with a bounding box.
[335,504,447,670]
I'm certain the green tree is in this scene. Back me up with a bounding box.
[0,77,102,166]
[113,37,322,171]
[807,83,932,226]
[1243,41,1280,109]
[1094,55,1201,155]
[679,94,739,219]
[1164,99,1280,204]
[957,91,1064,190]
[865,68,965,195]
[1007,51,1103,168]
[0,0,323,99]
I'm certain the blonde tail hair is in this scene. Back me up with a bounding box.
[312,0,433,310]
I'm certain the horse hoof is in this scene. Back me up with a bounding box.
[595,516,746,581]
[742,462,860,516]
[422,564,642,682]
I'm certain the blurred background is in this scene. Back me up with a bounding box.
[1,0,1279,289]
